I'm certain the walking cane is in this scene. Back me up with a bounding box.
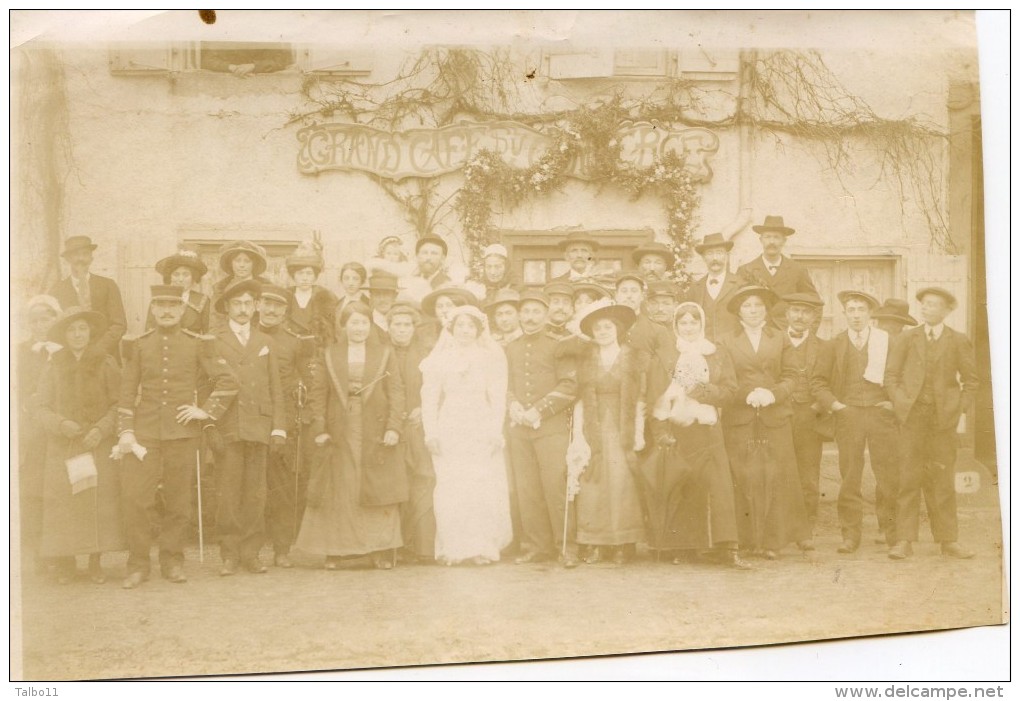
[294,380,307,547]
[194,390,205,564]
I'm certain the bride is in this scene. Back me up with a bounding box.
[420,304,513,565]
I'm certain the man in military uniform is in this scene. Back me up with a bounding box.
[116,285,237,589]
[781,292,829,543]
[812,290,899,553]
[685,232,746,342]
[208,279,286,575]
[506,291,580,567]
[256,284,319,569]
[542,281,575,340]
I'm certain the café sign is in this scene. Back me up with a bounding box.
[297,120,719,182]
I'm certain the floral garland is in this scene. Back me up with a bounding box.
[455,107,701,288]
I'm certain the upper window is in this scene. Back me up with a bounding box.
[108,42,373,77]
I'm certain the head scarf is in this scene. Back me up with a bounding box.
[671,301,716,390]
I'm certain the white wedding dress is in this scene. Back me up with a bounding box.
[420,328,513,563]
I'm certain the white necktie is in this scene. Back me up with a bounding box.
[238,328,249,346]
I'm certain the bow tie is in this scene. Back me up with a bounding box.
[788,330,806,340]
[708,278,719,286]
[767,265,779,274]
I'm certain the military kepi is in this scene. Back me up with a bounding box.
[151,284,185,301]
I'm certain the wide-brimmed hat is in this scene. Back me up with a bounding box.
[543,281,574,299]
[214,279,262,313]
[694,232,735,255]
[48,306,108,343]
[557,231,600,251]
[415,235,448,256]
[785,292,826,310]
[60,235,98,258]
[155,248,208,282]
[836,290,880,311]
[872,298,917,326]
[646,279,680,299]
[258,284,293,306]
[363,271,400,293]
[219,240,268,276]
[286,241,324,275]
[727,285,780,314]
[485,288,522,313]
[421,286,481,318]
[752,215,796,237]
[572,280,611,301]
[579,300,637,338]
[915,286,958,310]
[630,241,676,267]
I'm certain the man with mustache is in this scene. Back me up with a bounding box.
[737,216,819,327]
[684,232,748,342]
[116,285,237,589]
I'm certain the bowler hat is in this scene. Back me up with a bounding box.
[915,287,958,310]
[694,232,735,255]
[421,286,481,318]
[836,290,880,311]
[752,215,796,237]
[60,236,98,258]
[557,231,600,251]
[784,292,826,310]
[485,288,522,313]
[259,284,293,306]
[727,285,779,314]
[150,284,185,302]
[219,240,268,276]
[631,241,676,267]
[364,271,400,293]
[872,298,917,326]
[155,248,208,283]
[543,281,574,299]
[579,300,637,338]
[415,235,448,256]
[48,306,108,344]
[214,279,262,313]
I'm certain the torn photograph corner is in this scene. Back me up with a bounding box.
[8,9,1008,682]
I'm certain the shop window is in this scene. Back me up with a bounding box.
[500,229,652,286]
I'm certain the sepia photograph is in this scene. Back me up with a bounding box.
[8,10,1009,683]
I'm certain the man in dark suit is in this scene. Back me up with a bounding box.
[781,292,829,542]
[256,285,320,569]
[884,288,979,560]
[873,298,918,342]
[506,291,580,568]
[116,285,237,588]
[812,290,899,553]
[49,235,127,359]
[737,216,819,326]
[685,232,746,342]
[208,279,286,575]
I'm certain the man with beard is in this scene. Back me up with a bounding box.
[737,216,819,327]
[208,280,286,575]
[506,291,579,568]
[685,232,747,342]
[255,285,320,569]
[116,285,237,588]
[410,236,452,293]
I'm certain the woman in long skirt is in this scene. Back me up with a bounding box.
[32,307,124,584]
[716,286,811,559]
[296,302,406,569]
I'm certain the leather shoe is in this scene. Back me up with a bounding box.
[836,540,859,554]
[723,550,753,570]
[888,541,913,560]
[762,550,778,560]
[243,558,268,574]
[560,553,580,569]
[797,540,816,552]
[582,546,603,565]
[514,551,549,565]
[163,565,187,583]
[122,571,149,589]
[941,542,975,559]
[220,559,239,576]
[274,553,293,569]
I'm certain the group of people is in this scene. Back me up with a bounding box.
[16,213,980,589]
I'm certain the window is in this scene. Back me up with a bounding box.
[500,229,653,286]
[108,42,373,77]
[545,49,670,80]
[199,42,294,75]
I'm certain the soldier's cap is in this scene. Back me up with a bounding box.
[784,291,826,310]
[836,290,879,311]
[915,286,957,310]
[150,284,186,302]
[518,290,550,308]
[415,235,448,255]
[48,306,108,343]
[214,279,262,313]
[485,287,522,313]
[645,279,680,299]
[614,271,647,290]
[631,241,676,267]
[727,285,780,314]
[258,284,293,306]
[542,281,574,299]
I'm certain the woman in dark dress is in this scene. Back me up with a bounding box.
[32,307,125,583]
[147,248,210,334]
[295,302,406,570]
[286,243,339,346]
[716,286,811,559]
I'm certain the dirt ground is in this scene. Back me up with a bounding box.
[12,450,1007,680]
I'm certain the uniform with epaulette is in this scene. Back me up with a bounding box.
[117,285,237,587]
[258,292,322,567]
[208,279,287,575]
[506,294,579,565]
